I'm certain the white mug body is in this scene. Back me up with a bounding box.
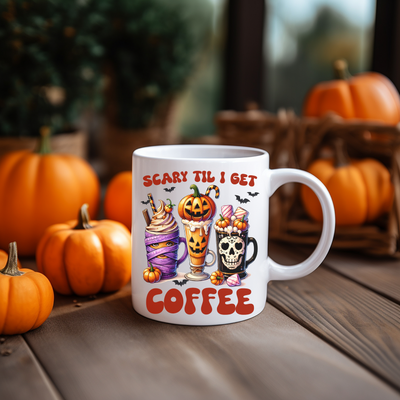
[131,145,335,326]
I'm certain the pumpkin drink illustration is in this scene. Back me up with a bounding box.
[178,184,219,281]
[143,194,188,280]
[214,205,258,279]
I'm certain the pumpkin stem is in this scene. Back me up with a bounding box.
[149,262,154,273]
[333,59,351,80]
[74,204,93,230]
[219,214,224,221]
[37,126,52,155]
[166,198,175,207]
[190,184,201,198]
[333,137,350,168]
[0,242,23,277]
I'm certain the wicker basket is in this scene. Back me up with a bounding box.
[215,108,400,257]
[215,108,288,153]
[271,113,400,257]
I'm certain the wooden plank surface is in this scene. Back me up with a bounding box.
[323,250,400,304]
[0,335,62,400]
[22,283,400,400]
[268,242,400,392]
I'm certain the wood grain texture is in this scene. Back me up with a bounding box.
[323,250,400,304]
[0,335,62,400]
[22,284,400,400]
[268,242,400,392]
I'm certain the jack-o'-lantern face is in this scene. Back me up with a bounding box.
[178,184,216,222]
[149,240,174,258]
[183,225,210,258]
[188,235,207,256]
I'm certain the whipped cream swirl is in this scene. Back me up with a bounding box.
[146,200,178,233]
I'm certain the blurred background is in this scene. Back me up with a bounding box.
[1,0,397,179]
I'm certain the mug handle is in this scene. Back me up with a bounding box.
[205,249,216,267]
[177,237,189,265]
[245,237,258,268]
[268,169,335,281]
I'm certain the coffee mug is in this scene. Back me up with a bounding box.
[131,145,335,326]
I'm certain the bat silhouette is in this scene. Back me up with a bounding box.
[141,200,150,205]
[164,187,176,192]
[248,192,259,197]
[235,195,250,204]
[173,279,189,287]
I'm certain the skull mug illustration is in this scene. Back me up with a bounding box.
[214,205,258,279]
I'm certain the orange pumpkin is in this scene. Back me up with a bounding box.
[36,204,131,296]
[0,242,54,335]
[216,214,230,228]
[233,216,248,231]
[303,59,400,125]
[164,199,175,214]
[143,263,162,283]
[210,270,224,286]
[0,246,22,270]
[0,129,100,256]
[104,171,132,230]
[301,140,393,226]
[178,184,217,221]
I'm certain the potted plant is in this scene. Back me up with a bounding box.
[100,0,213,176]
[0,0,107,157]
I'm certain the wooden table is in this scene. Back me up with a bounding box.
[1,242,400,400]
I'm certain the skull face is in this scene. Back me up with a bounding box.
[218,235,245,270]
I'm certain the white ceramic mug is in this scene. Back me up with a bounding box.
[131,145,335,325]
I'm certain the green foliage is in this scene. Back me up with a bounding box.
[0,0,107,137]
[0,0,213,136]
[101,0,213,129]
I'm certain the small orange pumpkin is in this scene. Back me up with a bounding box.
[210,270,225,286]
[233,216,248,231]
[301,139,393,226]
[0,128,100,256]
[0,242,54,335]
[164,199,175,214]
[104,171,132,230]
[143,263,162,283]
[216,214,230,228]
[303,59,400,125]
[178,184,217,221]
[36,204,131,296]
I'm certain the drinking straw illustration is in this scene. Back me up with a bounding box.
[142,209,151,226]
[148,193,157,214]
[205,185,220,198]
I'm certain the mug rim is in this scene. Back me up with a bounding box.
[133,144,267,161]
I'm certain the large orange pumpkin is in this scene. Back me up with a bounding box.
[104,171,132,230]
[301,141,393,226]
[36,204,131,296]
[0,246,21,270]
[0,129,100,256]
[303,59,400,125]
[1,242,54,335]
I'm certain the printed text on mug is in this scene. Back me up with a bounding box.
[142,171,258,187]
[146,288,254,315]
